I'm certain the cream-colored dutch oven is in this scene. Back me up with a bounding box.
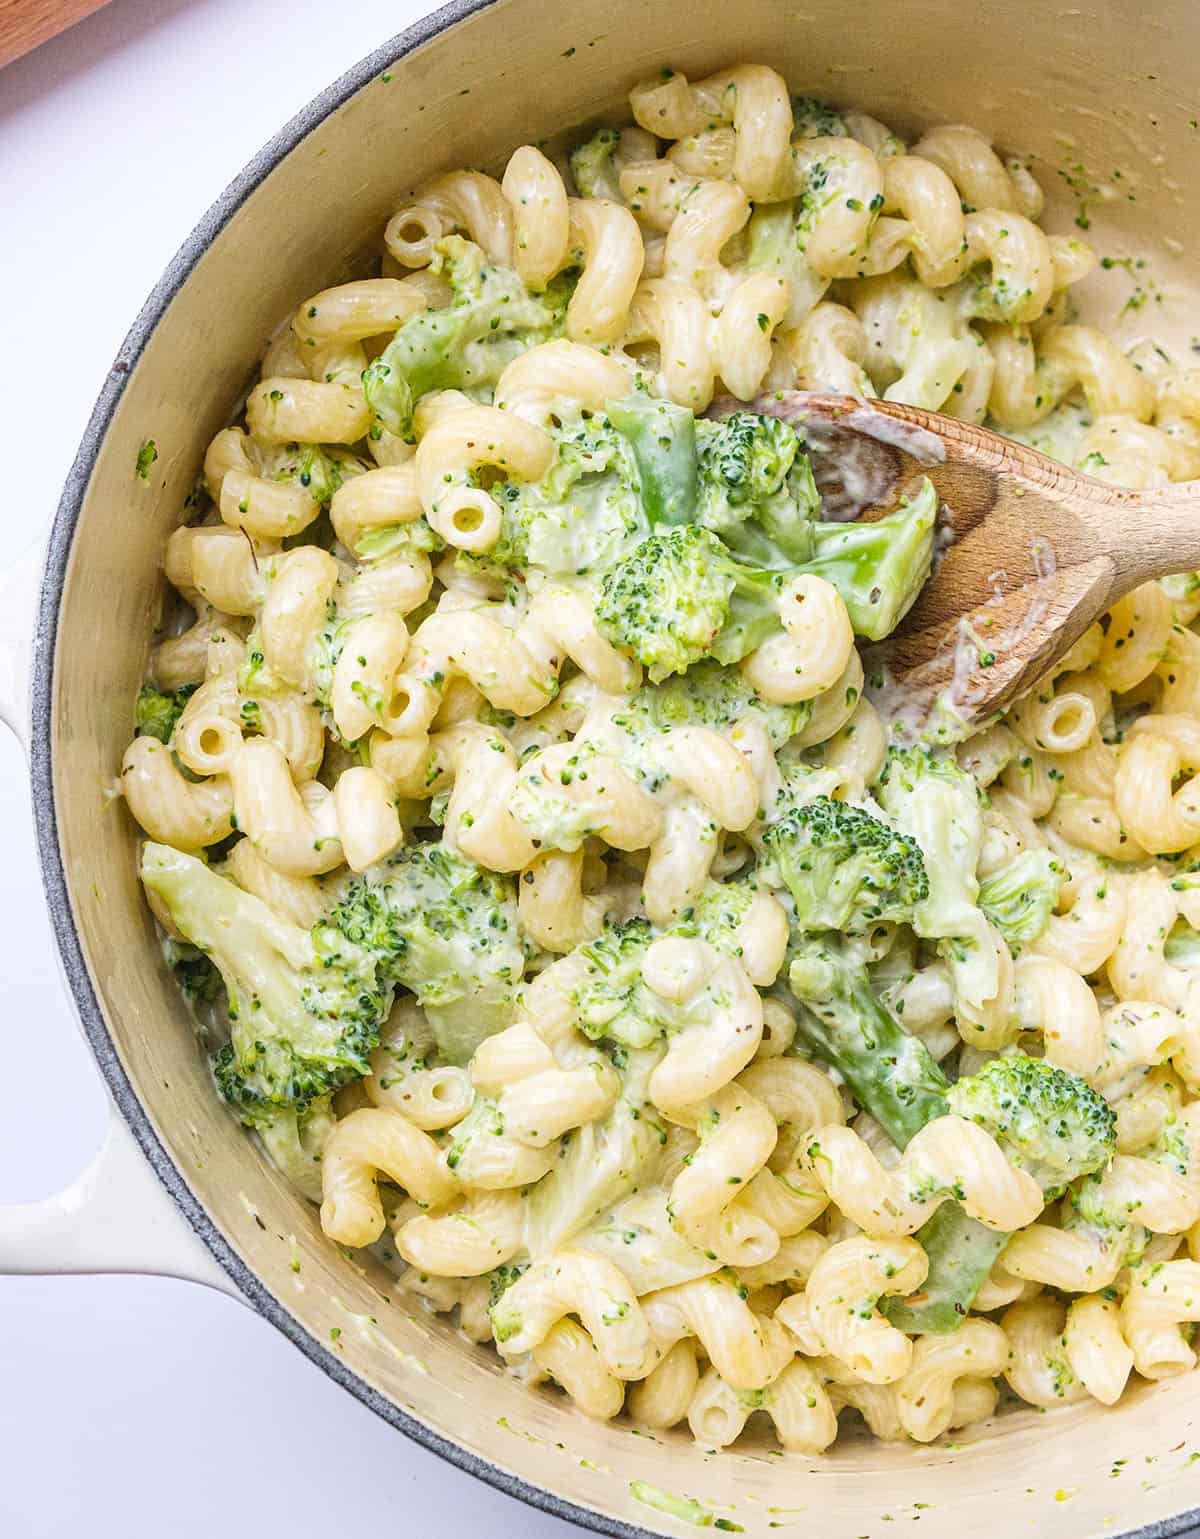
[3,1,1200,1533]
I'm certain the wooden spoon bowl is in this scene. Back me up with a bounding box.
[749,391,1200,726]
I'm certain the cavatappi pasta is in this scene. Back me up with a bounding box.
[126,64,1200,1454]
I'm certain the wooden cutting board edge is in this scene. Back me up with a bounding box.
[0,0,116,70]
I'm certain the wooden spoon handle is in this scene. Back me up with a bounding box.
[1071,478,1200,589]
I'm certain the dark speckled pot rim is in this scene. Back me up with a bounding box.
[26,5,1200,1535]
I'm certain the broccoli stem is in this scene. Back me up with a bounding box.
[608,396,698,528]
[803,480,937,640]
[789,943,1011,1331]
[881,1207,1009,1333]
[790,974,950,1149]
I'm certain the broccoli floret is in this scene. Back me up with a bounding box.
[876,743,998,1021]
[163,937,225,1006]
[695,413,818,566]
[884,1055,1116,1335]
[331,841,524,1065]
[1063,1172,1147,1268]
[696,413,803,520]
[787,933,950,1148]
[947,1054,1115,1196]
[876,1028,1115,1339]
[698,412,798,509]
[978,849,1064,951]
[801,480,937,640]
[595,524,785,681]
[474,413,649,578]
[673,879,764,959]
[596,473,937,677]
[135,683,197,743]
[570,126,622,200]
[764,794,928,933]
[363,235,572,436]
[508,739,615,851]
[619,658,812,749]
[1058,1110,1191,1272]
[141,843,389,1126]
[569,918,667,1049]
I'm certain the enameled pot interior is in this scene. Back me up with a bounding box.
[39,1,1200,1534]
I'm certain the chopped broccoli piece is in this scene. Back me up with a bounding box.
[135,439,158,480]
[270,442,355,507]
[594,418,932,670]
[135,683,197,743]
[570,126,622,200]
[787,933,951,1148]
[354,515,443,563]
[764,795,928,933]
[524,1048,666,1255]
[141,843,389,1126]
[331,841,524,1064]
[307,606,351,717]
[695,412,816,566]
[1063,1170,1147,1267]
[885,1059,1116,1335]
[569,918,667,1049]
[487,1261,530,1308]
[257,1097,334,1203]
[163,937,224,1006]
[883,1206,1008,1334]
[508,739,617,851]
[673,879,766,960]
[608,395,698,528]
[595,524,785,681]
[876,743,998,1020]
[363,236,571,436]
[745,200,835,330]
[801,480,937,640]
[978,849,1064,951]
[946,1054,1115,1196]
[697,411,798,512]
[475,413,649,578]
[614,659,813,749]
[1166,865,1200,967]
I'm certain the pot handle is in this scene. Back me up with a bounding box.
[0,1104,242,1299]
[0,538,243,1300]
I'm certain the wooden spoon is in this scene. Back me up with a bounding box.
[749,391,1200,729]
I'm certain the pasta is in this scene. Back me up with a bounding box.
[126,61,1200,1457]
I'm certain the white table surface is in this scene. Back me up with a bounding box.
[0,2,575,1532]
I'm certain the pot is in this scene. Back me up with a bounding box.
[3,1,1200,1533]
